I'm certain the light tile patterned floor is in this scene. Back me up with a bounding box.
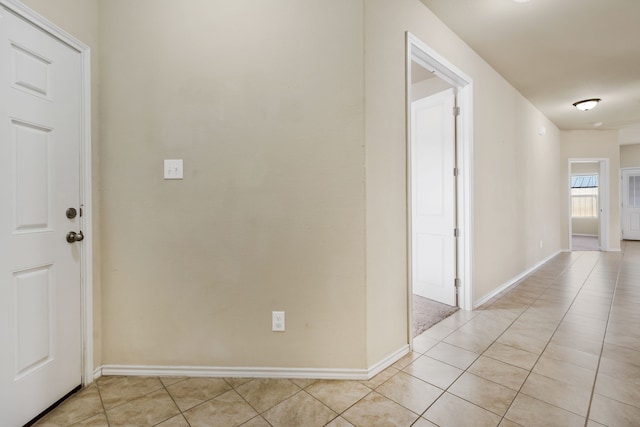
[35,242,640,427]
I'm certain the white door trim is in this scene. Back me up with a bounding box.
[568,158,609,251]
[406,32,474,323]
[1,0,93,385]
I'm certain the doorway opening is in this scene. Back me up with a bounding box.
[406,33,473,343]
[568,159,609,251]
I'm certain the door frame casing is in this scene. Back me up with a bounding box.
[568,158,609,251]
[406,32,474,327]
[1,0,93,385]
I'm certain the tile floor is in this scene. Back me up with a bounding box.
[35,242,640,427]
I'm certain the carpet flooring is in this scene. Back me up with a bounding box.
[412,294,459,337]
[572,235,600,251]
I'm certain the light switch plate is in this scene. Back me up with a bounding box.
[164,159,183,179]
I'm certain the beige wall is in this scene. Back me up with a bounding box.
[20,0,102,369]
[572,218,598,236]
[98,0,367,368]
[19,0,571,373]
[571,162,600,174]
[561,131,621,250]
[621,143,640,168]
[365,0,562,363]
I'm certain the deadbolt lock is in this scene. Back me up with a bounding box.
[66,207,77,219]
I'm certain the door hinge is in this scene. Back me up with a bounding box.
[454,278,461,289]
[454,167,459,177]
[454,228,459,237]
[453,106,460,116]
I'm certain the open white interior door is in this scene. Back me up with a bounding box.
[410,88,457,306]
[0,5,83,425]
[622,168,640,240]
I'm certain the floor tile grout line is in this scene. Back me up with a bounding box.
[352,386,428,425]
[34,384,108,427]
[222,376,261,421]
[373,372,444,423]
[93,378,112,427]
[497,252,608,423]
[583,245,626,426]
[336,390,384,425]
[94,377,168,414]
[158,377,192,427]
[470,252,606,423]
[227,378,290,424]
[432,306,534,423]
[414,259,573,422]
[406,252,592,425]
[280,386,344,426]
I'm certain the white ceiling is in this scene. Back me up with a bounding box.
[419,0,640,142]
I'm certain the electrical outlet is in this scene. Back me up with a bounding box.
[272,311,285,332]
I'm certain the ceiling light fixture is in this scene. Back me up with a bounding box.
[573,98,601,111]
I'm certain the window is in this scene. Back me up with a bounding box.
[571,174,598,218]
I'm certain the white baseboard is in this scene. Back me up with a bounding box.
[97,345,410,382]
[367,344,410,378]
[474,250,562,309]
[572,233,597,237]
[93,366,102,380]
[564,247,622,252]
[100,365,369,380]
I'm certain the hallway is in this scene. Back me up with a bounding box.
[35,243,640,426]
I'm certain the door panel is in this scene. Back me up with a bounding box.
[13,120,53,232]
[411,88,456,306]
[622,169,640,240]
[0,6,82,426]
[15,264,53,378]
[11,41,52,99]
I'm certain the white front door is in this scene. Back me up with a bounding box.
[622,168,640,241]
[410,88,456,306]
[0,6,83,426]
